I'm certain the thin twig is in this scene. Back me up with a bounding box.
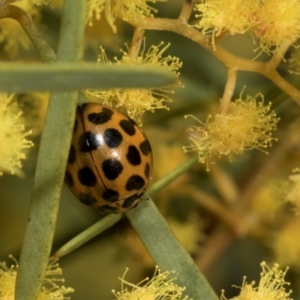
[178,0,193,23]
[185,185,247,236]
[267,41,291,69]
[129,27,145,58]
[219,68,237,113]
[209,164,240,205]
[125,17,300,105]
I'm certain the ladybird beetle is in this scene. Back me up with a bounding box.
[65,102,153,213]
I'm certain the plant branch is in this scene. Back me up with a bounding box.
[178,0,193,23]
[268,41,291,69]
[2,4,56,62]
[196,226,235,271]
[185,185,247,236]
[126,17,300,105]
[209,164,240,205]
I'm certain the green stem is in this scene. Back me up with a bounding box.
[53,214,123,258]
[148,155,198,197]
[6,4,56,62]
[15,1,86,299]
[15,96,79,300]
[56,0,85,61]
[126,199,219,300]
[23,21,56,63]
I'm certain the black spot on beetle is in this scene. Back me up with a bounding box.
[79,193,97,206]
[119,119,136,136]
[122,193,141,208]
[125,175,145,191]
[88,107,114,125]
[102,189,120,202]
[68,144,76,164]
[78,167,97,186]
[65,171,74,187]
[144,162,150,178]
[126,145,141,165]
[102,159,123,180]
[104,128,123,148]
[139,140,152,156]
[79,131,99,152]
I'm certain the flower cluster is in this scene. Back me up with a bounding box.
[0,256,73,299]
[86,0,165,31]
[0,94,33,176]
[195,0,300,53]
[222,262,292,300]
[183,94,279,170]
[0,0,165,56]
[112,266,190,300]
[195,0,255,37]
[87,42,182,125]
[86,0,107,26]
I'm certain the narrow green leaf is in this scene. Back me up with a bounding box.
[15,98,78,300]
[0,63,175,92]
[126,199,219,300]
[15,0,86,299]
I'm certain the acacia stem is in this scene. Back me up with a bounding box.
[178,0,193,22]
[129,27,145,59]
[126,17,300,105]
[219,68,237,113]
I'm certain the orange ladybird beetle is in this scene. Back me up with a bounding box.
[65,102,153,213]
